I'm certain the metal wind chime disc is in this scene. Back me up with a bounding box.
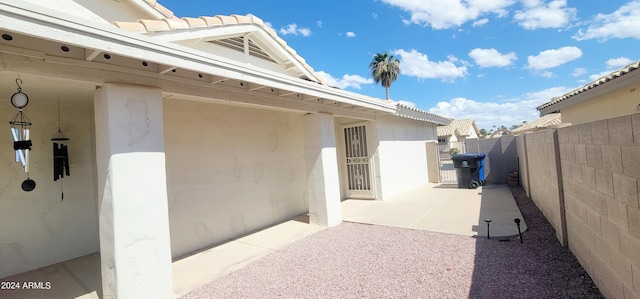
[9,78,35,191]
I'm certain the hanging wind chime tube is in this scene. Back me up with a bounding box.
[9,78,35,191]
[52,101,70,201]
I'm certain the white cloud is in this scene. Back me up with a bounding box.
[472,18,489,27]
[582,57,633,81]
[527,46,582,70]
[606,57,633,68]
[392,49,468,82]
[468,48,517,68]
[540,70,554,78]
[381,0,515,29]
[571,68,587,77]
[346,32,356,38]
[573,1,640,41]
[428,86,574,129]
[513,0,576,30]
[316,71,373,90]
[279,24,312,37]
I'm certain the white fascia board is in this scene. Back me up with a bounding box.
[0,0,395,113]
[148,25,259,42]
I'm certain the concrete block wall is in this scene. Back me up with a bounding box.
[557,114,640,299]
[523,129,567,245]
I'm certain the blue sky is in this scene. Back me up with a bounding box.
[158,0,640,130]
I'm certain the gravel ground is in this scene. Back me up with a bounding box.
[182,186,604,299]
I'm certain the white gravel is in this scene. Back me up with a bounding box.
[181,187,603,299]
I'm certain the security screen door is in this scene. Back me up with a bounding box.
[343,124,374,198]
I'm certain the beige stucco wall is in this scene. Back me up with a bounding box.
[373,115,437,200]
[0,102,98,279]
[557,114,640,299]
[561,82,640,125]
[163,99,308,258]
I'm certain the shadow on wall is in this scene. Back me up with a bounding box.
[466,137,518,184]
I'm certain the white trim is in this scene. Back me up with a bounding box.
[0,0,395,113]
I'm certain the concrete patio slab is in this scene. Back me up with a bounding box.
[0,253,101,299]
[342,183,527,238]
[1,183,526,299]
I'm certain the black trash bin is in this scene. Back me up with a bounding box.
[452,153,484,189]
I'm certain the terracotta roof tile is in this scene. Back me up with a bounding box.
[216,15,238,25]
[164,18,190,30]
[511,113,562,133]
[199,16,223,27]
[395,104,452,125]
[138,19,171,32]
[182,17,207,29]
[112,21,147,33]
[437,125,459,137]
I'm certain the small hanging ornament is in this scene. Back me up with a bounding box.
[51,101,70,201]
[9,78,35,191]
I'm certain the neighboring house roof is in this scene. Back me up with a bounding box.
[395,104,452,125]
[537,60,640,115]
[511,113,562,134]
[436,125,460,137]
[437,118,480,137]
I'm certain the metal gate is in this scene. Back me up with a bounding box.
[343,124,374,198]
[439,140,466,182]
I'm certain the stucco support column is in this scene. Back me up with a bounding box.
[303,112,342,227]
[94,84,173,299]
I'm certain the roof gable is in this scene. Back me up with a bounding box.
[113,13,325,83]
[437,118,480,138]
[511,113,562,134]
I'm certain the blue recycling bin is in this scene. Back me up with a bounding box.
[451,153,486,189]
[477,154,486,184]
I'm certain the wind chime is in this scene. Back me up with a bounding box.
[51,101,70,201]
[9,78,35,191]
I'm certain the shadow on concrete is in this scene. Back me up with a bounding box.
[467,185,603,298]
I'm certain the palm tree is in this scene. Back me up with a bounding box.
[369,52,400,101]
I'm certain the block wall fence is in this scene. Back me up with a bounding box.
[518,113,640,299]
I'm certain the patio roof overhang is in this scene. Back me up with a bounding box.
[0,0,396,119]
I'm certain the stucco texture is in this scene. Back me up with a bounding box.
[0,102,98,279]
[373,115,437,200]
[163,99,308,258]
